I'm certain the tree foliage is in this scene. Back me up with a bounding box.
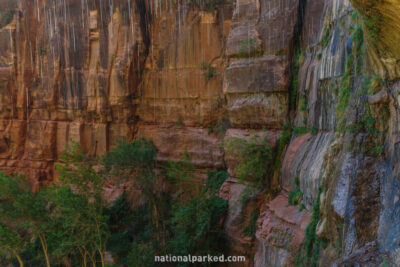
[0,139,230,266]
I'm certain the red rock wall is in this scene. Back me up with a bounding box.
[9,0,400,266]
[0,0,149,186]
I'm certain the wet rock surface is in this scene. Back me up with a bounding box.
[0,0,400,266]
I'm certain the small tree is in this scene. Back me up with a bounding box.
[0,173,52,267]
[169,192,228,258]
[103,139,167,245]
[0,223,24,267]
[164,151,199,200]
[55,141,109,267]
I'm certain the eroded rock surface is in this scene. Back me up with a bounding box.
[1,0,400,266]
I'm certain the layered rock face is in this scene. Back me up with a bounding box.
[0,0,148,187]
[1,0,400,266]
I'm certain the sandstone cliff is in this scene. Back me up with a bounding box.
[0,0,399,266]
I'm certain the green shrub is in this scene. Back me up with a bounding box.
[0,138,232,267]
[299,203,306,212]
[226,135,274,186]
[310,126,318,135]
[289,189,303,206]
[207,117,231,136]
[169,195,228,257]
[205,170,229,193]
[199,61,216,81]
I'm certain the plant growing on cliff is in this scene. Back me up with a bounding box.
[199,61,216,81]
[289,189,303,206]
[207,117,231,136]
[289,176,303,206]
[363,14,381,43]
[225,134,274,186]
[295,187,324,267]
[320,10,332,49]
[243,207,260,238]
[205,170,229,194]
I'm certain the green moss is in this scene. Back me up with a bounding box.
[336,26,365,131]
[366,75,384,95]
[320,23,332,48]
[352,26,365,74]
[243,208,260,238]
[363,15,380,43]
